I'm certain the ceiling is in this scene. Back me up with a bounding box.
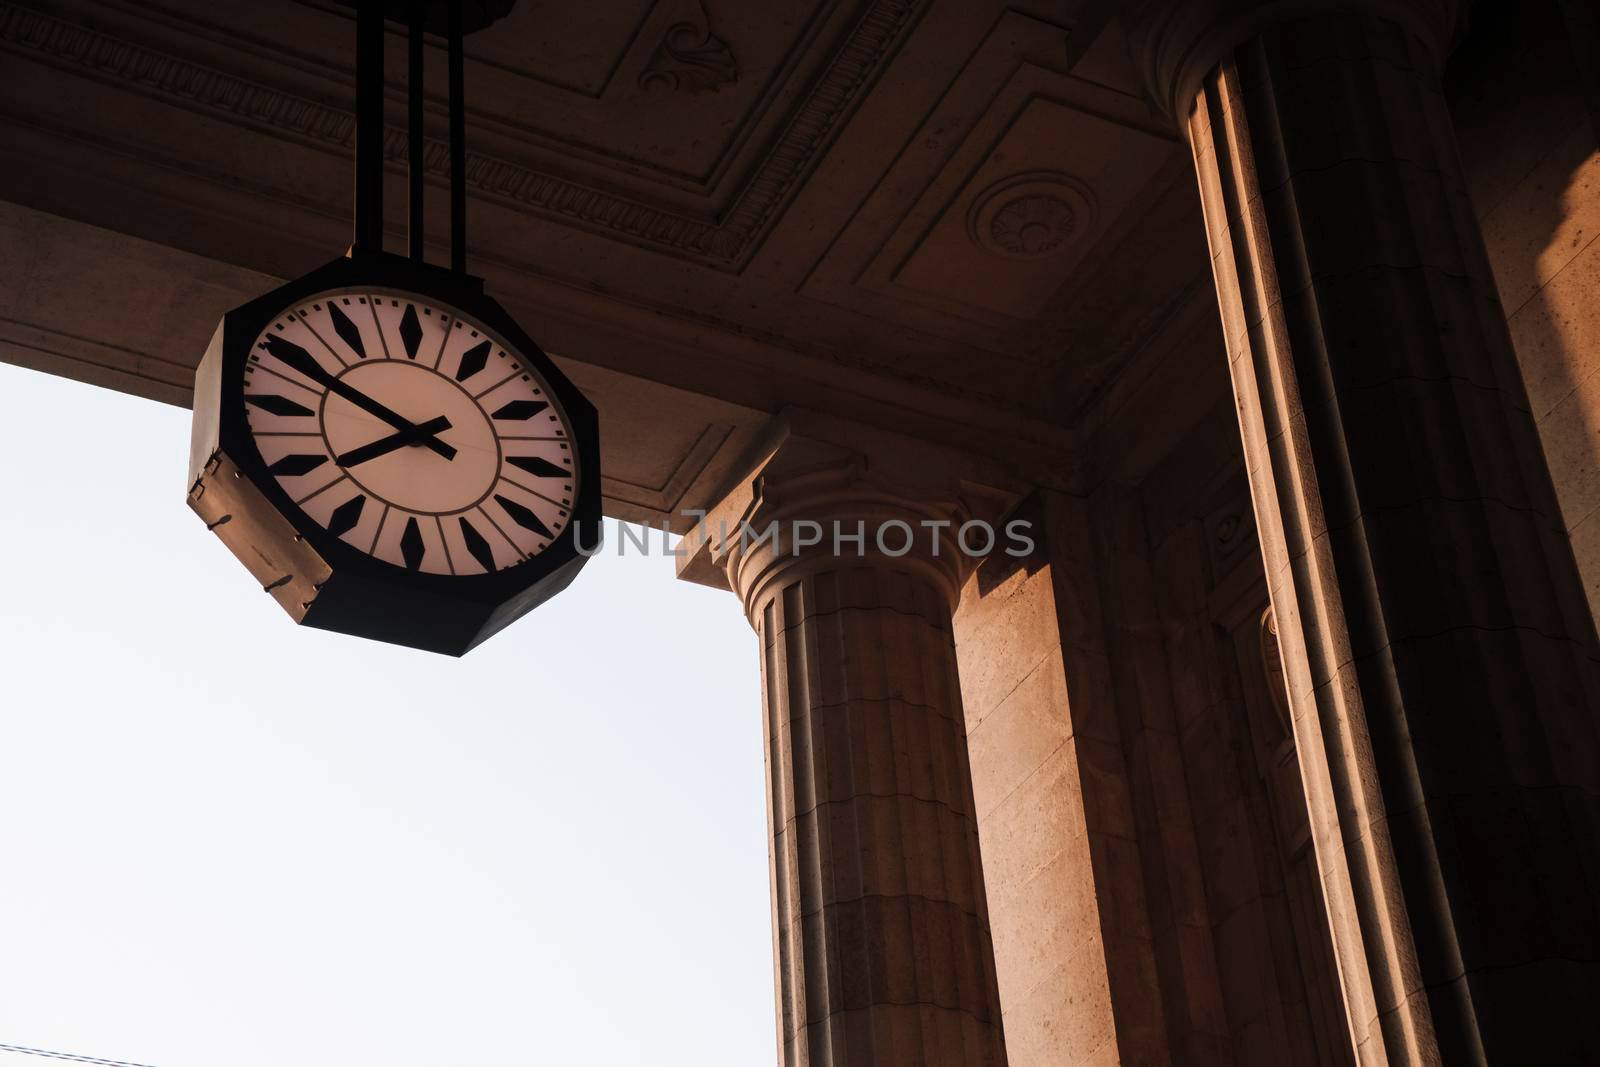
[0,0,1219,521]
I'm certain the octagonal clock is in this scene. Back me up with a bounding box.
[188,252,601,656]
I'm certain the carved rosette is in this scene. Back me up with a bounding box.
[967,172,1096,261]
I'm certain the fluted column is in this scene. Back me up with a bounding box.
[696,440,1008,1066]
[1129,2,1600,1063]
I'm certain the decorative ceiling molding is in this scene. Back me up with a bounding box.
[0,0,923,269]
[0,313,193,405]
[713,0,920,260]
[639,22,738,95]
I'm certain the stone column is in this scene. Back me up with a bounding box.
[683,427,1009,1066]
[1128,2,1600,1062]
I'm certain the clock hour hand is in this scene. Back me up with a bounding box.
[336,416,455,468]
[262,335,454,460]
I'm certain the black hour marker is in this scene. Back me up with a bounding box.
[496,494,553,538]
[459,517,496,572]
[399,304,423,359]
[492,399,549,421]
[268,454,328,477]
[400,516,426,570]
[327,494,366,537]
[507,455,568,478]
[455,340,491,381]
[261,335,327,384]
[246,394,315,417]
[328,302,366,358]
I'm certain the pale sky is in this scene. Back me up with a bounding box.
[0,361,775,1067]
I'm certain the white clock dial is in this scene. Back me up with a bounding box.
[241,289,578,575]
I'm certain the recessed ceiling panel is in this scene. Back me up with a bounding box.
[878,91,1173,322]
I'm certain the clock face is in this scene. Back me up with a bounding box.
[239,288,578,575]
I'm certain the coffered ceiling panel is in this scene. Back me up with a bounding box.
[0,0,1218,490]
[348,0,841,194]
[791,9,1192,409]
[867,93,1173,323]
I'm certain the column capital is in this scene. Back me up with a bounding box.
[1122,0,1463,126]
[675,409,1022,621]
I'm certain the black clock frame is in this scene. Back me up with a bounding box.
[189,250,601,656]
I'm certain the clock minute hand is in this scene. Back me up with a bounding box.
[261,335,455,461]
[336,415,454,468]
[321,374,457,462]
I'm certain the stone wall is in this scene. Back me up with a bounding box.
[952,404,1349,1066]
[952,491,1159,1066]
[1449,0,1600,630]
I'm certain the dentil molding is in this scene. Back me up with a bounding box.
[0,0,922,269]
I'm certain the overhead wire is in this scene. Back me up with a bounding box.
[0,1041,160,1067]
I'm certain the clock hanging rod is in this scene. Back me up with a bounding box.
[341,0,516,273]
